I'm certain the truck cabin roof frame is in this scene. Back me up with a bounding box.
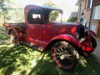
[25,5,63,23]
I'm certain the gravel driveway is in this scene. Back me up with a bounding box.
[93,38,100,62]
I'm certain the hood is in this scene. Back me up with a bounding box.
[50,22,78,26]
[49,22,79,36]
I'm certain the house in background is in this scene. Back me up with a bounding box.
[67,11,78,22]
[76,0,100,38]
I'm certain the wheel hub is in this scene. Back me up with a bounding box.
[60,55,66,60]
[60,52,72,60]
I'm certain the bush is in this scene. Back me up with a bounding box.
[67,17,77,22]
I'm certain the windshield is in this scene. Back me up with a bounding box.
[49,10,62,22]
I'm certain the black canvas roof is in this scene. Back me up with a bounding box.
[25,4,63,22]
[25,4,63,12]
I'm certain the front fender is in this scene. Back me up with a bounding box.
[50,34,81,48]
[90,30,96,37]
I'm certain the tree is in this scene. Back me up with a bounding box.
[67,17,78,22]
[0,5,8,23]
[9,8,24,22]
[0,0,4,5]
[0,0,12,4]
[0,0,13,23]
[43,0,56,6]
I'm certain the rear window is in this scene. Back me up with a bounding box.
[27,9,43,24]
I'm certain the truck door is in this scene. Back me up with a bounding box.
[26,8,44,42]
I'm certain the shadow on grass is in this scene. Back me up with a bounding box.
[0,43,100,75]
[27,53,100,75]
[0,45,34,75]
[75,54,100,75]
[28,53,60,75]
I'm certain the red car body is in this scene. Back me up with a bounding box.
[3,5,97,70]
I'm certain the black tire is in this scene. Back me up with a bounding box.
[86,36,97,54]
[91,36,97,49]
[51,41,79,70]
[10,31,19,46]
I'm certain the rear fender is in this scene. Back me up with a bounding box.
[8,28,24,42]
[90,30,96,37]
[8,28,18,36]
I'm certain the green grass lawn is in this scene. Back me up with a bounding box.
[0,44,100,75]
[0,26,100,75]
[0,26,9,40]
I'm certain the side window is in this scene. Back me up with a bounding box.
[49,10,62,22]
[27,9,43,24]
[32,14,41,19]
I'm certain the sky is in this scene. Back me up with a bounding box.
[13,0,78,20]
[13,0,78,10]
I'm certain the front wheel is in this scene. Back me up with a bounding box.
[51,41,79,70]
[91,36,97,49]
[86,36,97,54]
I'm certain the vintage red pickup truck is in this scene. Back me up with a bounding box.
[3,5,97,70]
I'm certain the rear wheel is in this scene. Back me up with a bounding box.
[51,41,79,70]
[10,31,19,46]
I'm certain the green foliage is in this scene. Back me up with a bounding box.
[0,5,8,23]
[0,43,100,75]
[0,26,9,40]
[0,0,12,5]
[6,8,24,23]
[0,7,24,23]
[67,17,78,22]
[0,0,4,5]
[43,0,56,6]
[0,32,9,40]
[7,0,13,3]
[0,0,13,23]
[0,6,8,14]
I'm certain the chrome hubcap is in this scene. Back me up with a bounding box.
[56,47,72,60]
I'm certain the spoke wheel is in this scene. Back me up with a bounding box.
[51,41,79,70]
[10,31,19,46]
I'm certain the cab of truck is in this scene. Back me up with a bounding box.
[24,5,78,44]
